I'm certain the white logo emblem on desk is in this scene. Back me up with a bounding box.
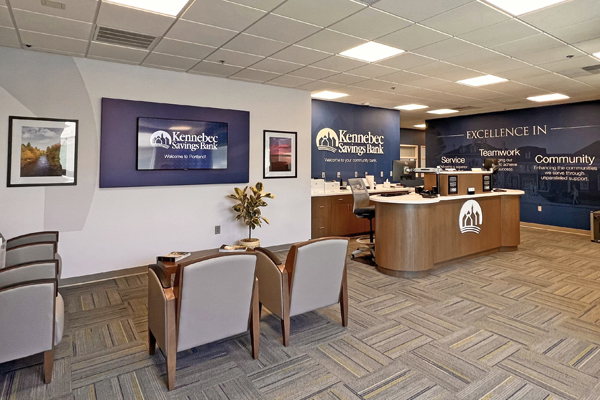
[459,200,483,234]
[316,128,339,153]
[150,130,172,149]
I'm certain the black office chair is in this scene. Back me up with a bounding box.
[348,178,375,260]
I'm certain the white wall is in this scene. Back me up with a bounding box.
[0,47,312,279]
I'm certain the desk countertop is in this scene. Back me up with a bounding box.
[311,186,411,197]
[370,189,524,205]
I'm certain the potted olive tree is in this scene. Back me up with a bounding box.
[227,182,275,248]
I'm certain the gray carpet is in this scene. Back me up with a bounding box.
[2,226,600,399]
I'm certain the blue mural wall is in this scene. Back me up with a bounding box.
[312,100,400,184]
[426,100,600,230]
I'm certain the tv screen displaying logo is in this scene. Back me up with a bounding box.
[137,117,228,170]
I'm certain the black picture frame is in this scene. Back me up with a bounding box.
[7,116,79,187]
[263,130,297,179]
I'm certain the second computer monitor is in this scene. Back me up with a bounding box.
[393,159,416,182]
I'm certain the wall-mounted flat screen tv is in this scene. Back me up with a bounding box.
[137,117,228,170]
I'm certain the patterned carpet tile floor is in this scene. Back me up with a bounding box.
[2,227,600,399]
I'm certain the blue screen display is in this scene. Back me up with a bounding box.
[137,117,228,170]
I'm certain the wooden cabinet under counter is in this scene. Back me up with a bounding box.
[311,195,370,238]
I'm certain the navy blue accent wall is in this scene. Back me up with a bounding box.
[426,100,600,230]
[311,100,400,183]
[100,98,249,188]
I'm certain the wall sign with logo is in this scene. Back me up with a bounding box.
[426,100,600,230]
[312,100,399,183]
[100,98,249,188]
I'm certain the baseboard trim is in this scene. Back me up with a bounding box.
[59,266,147,288]
[520,222,589,237]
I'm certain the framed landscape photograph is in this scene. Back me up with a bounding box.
[7,116,78,187]
[263,130,297,179]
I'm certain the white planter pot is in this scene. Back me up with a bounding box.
[239,238,260,249]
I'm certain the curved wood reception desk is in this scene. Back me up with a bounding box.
[372,190,524,278]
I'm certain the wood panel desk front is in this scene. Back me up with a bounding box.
[372,190,523,278]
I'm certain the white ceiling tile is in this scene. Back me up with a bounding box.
[351,79,398,91]
[443,49,509,68]
[546,17,600,44]
[153,38,215,59]
[347,64,398,79]
[10,0,97,23]
[0,26,20,47]
[458,19,538,48]
[204,48,264,67]
[513,74,582,90]
[88,41,148,62]
[228,0,286,11]
[230,68,280,82]
[273,0,364,27]
[517,46,584,65]
[88,55,138,65]
[321,73,367,85]
[492,34,564,57]
[328,8,412,40]
[474,57,530,74]
[0,6,12,27]
[189,60,242,77]
[486,81,545,96]
[288,66,337,80]
[501,67,549,80]
[378,70,425,84]
[406,61,462,77]
[12,9,91,40]
[268,74,314,87]
[376,52,435,69]
[143,52,199,70]
[182,0,265,31]
[270,45,330,64]
[311,55,367,72]
[250,58,303,73]
[97,2,174,37]
[20,30,87,54]
[575,74,600,87]
[435,68,484,82]
[573,38,600,54]
[539,55,598,73]
[377,24,450,51]
[167,20,237,47]
[244,14,321,43]
[223,33,287,56]
[405,76,449,88]
[420,2,508,36]
[520,0,600,32]
[296,29,367,54]
[412,38,479,60]
[428,82,501,99]
[296,80,348,92]
[373,0,473,22]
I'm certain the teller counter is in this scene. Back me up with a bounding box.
[371,190,524,278]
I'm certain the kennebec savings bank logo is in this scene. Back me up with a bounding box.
[150,130,172,149]
[316,127,384,156]
[150,130,219,151]
[459,200,483,234]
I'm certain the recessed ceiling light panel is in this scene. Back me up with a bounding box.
[485,0,569,16]
[414,124,426,128]
[427,109,459,115]
[457,75,507,87]
[395,104,428,110]
[527,93,569,102]
[106,0,189,16]
[311,91,349,100]
[340,42,404,63]
[593,52,600,60]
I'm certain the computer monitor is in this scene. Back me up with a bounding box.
[483,158,498,171]
[393,159,416,182]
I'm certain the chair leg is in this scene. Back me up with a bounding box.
[258,302,263,319]
[340,267,349,327]
[166,347,176,391]
[369,218,374,244]
[281,317,290,347]
[250,278,260,359]
[43,349,54,384]
[148,330,156,355]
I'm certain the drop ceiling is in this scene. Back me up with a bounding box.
[1,0,600,128]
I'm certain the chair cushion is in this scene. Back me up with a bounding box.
[354,206,375,218]
[55,293,64,346]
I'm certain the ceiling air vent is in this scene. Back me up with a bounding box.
[582,64,600,74]
[94,26,156,49]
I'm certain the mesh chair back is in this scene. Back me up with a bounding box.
[348,178,370,211]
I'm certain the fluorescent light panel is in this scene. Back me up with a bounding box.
[414,124,426,128]
[485,0,569,16]
[105,0,189,16]
[457,75,507,87]
[527,93,569,102]
[427,109,459,114]
[593,52,600,60]
[311,91,349,100]
[395,104,428,110]
[340,42,404,63]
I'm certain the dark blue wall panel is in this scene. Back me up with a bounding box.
[426,100,600,230]
[100,98,249,188]
[311,100,400,183]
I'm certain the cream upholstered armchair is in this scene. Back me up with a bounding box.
[0,258,65,383]
[255,237,349,346]
[2,231,61,278]
[147,253,260,390]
